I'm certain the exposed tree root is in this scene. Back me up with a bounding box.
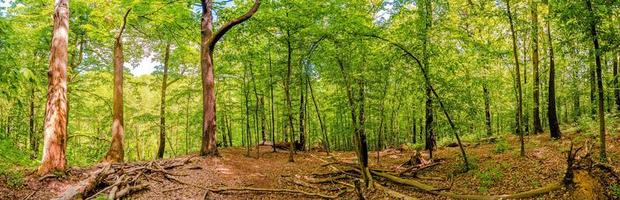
[205,187,347,199]
[54,164,113,200]
[373,182,418,200]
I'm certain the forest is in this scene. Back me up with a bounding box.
[0,0,619,199]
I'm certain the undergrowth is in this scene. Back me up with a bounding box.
[0,138,36,188]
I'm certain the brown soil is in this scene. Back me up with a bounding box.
[2,128,619,200]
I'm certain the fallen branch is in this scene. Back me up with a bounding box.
[54,164,113,200]
[112,184,149,199]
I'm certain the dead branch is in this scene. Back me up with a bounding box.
[112,184,149,199]
[54,164,113,200]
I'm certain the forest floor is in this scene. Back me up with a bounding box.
[2,126,619,200]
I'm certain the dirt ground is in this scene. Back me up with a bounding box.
[2,129,619,200]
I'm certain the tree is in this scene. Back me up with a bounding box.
[505,0,525,157]
[199,0,260,156]
[157,43,171,159]
[585,0,606,161]
[530,0,543,134]
[38,0,70,175]
[546,1,561,139]
[102,9,131,163]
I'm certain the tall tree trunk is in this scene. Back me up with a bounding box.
[103,9,131,163]
[585,0,606,162]
[590,63,597,119]
[199,0,260,156]
[614,52,620,112]
[250,63,260,157]
[157,42,171,159]
[285,29,295,162]
[506,0,525,157]
[299,65,306,151]
[483,84,492,136]
[39,0,70,175]
[422,0,435,159]
[308,78,329,154]
[530,0,543,134]
[546,5,561,139]
[29,87,37,158]
[337,58,373,188]
[269,49,276,152]
[244,65,251,156]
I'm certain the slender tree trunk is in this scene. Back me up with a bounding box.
[157,43,171,159]
[585,0,606,162]
[285,29,295,162]
[103,9,131,163]
[39,0,69,175]
[483,84,492,136]
[244,65,251,156]
[506,0,525,157]
[308,78,329,154]
[269,49,276,152]
[249,63,260,157]
[260,96,266,144]
[29,87,37,158]
[299,65,306,151]
[614,52,620,112]
[421,0,435,159]
[546,6,561,139]
[590,62,597,119]
[530,0,543,134]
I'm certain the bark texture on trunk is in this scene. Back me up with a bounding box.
[530,0,543,134]
[200,0,260,156]
[157,43,171,159]
[546,6,561,139]
[585,0,606,161]
[103,9,131,164]
[483,84,492,136]
[506,0,525,157]
[614,52,620,112]
[39,0,70,175]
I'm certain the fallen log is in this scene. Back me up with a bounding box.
[206,187,347,199]
[54,164,113,200]
[372,170,563,200]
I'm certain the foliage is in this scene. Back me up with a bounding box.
[477,167,503,193]
[493,139,510,154]
[610,184,620,198]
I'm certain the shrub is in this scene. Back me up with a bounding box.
[493,139,509,154]
[477,167,503,193]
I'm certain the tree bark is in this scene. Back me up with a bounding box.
[614,52,620,112]
[506,0,525,157]
[103,8,131,164]
[585,0,606,161]
[530,0,543,134]
[308,77,329,154]
[39,0,70,175]
[483,84,492,136]
[268,49,276,152]
[199,0,260,156]
[299,65,306,151]
[29,87,37,158]
[284,27,295,162]
[157,43,171,159]
[546,4,561,139]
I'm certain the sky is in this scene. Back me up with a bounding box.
[130,57,157,76]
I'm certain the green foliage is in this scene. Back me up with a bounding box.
[0,139,34,188]
[477,167,503,193]
[610,184,620,198]
[493,139,510,154]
